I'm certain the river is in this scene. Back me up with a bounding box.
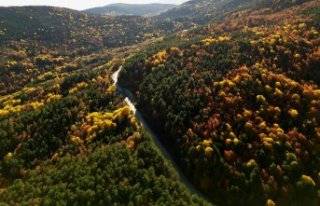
[112,66,210,202]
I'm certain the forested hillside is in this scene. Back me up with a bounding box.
[1,0,320,205]
[0,6,182,95]
[119,0,320,205]
[84,3,176,16]
[0,5,211,206]
[0,57,209,205]
[0,6,179,48]
[157,0,311,27]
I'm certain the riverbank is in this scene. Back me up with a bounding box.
[112,66,211,203]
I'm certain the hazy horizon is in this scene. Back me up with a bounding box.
[0,0,188,10]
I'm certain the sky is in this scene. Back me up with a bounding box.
[0,0,188,10]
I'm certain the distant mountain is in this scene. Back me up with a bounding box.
[156,0,254,25]
[156,0,309,25]
[84,3,176,16]
[0,6,177,49]
[0,6,104,46]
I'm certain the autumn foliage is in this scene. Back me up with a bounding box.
[119,1,320,205]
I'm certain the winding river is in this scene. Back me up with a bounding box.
[112,67,209,202]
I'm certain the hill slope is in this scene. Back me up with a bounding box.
[119,0,320,205]
[0,6,176,49]
[156,0,253,25]
[1,0,320,205]
[156,0,311,26]
[84,3,176,16]
[0,57,210,206]
[0,6,183,96]
[0,6,211,205]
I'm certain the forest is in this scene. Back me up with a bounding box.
[0,0,320,205]
[119,0,320,205]
[0,58,208,205]
[0,6,184,49]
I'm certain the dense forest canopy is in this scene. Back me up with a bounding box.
[0,58,209,205]
[119,0,320,205]
[0,0,320,205]
[0,6,182,49]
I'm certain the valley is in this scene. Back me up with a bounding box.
[112,66,209,201]
[0,0,319,205]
